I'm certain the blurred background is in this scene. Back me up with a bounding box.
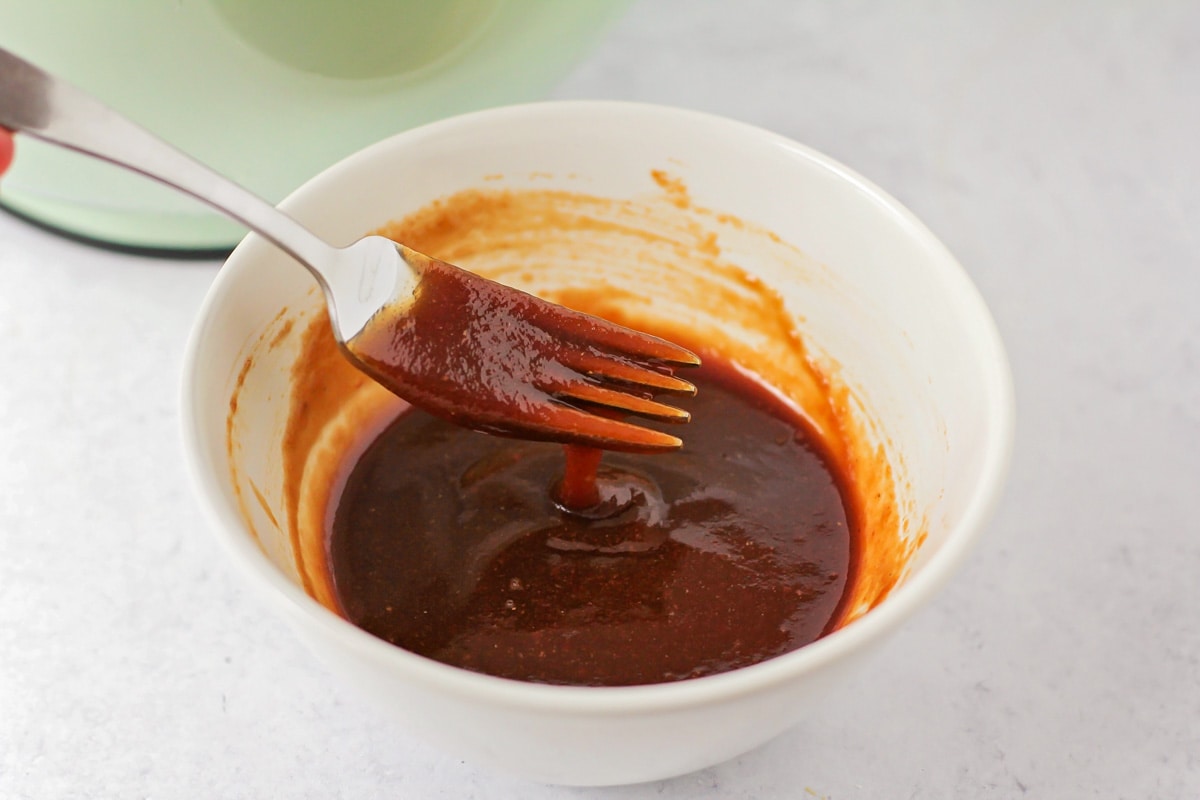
[0,0,631,251]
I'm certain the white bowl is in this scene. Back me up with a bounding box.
[181,101,1014,786]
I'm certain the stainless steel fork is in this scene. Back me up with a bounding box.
[0,46,698,452]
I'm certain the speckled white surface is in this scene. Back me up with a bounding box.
[2,1,1198,797]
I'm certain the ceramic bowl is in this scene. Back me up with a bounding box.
[181,101,1013,786]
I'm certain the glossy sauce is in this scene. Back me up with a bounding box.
[235,178,915,689]
[346,253,695,453]
[327,352,857,686]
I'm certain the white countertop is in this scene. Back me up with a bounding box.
[2,1,1198,797]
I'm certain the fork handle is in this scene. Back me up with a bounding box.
[0,46,337,269]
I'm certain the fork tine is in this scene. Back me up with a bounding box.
[535,403,684,453]
[556,382,692,422]
[578,320,702,366]
[535,305,701,367]
[565,353,698,395]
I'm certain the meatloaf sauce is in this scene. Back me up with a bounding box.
[326,348,856,686]
[230,175,918,689]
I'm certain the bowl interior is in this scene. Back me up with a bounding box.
[183,102,1012,686]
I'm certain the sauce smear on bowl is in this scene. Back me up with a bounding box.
[326,349,857,686]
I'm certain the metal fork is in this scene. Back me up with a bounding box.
[0,47,698,452]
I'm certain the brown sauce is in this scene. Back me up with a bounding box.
[225,176,919,689]
[326,349,857,686]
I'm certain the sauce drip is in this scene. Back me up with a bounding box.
[555,445,606,511]
[327,352,857,686]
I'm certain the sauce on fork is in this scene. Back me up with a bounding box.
[346,254,697,455]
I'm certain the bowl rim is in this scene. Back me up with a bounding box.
[180,99,1015,715]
